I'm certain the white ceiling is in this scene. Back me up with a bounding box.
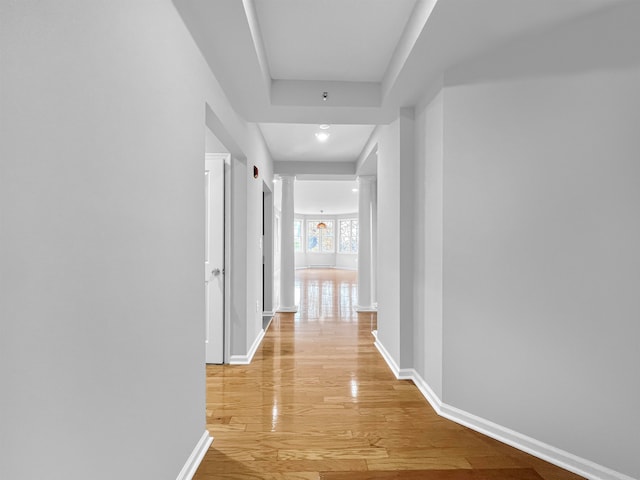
[259,123,375,162]
[254,0,417,82]
[175,0,624,124]
[293,180,359,215]
[175,0,625,173]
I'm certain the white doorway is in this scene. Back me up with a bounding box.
[205,153,227,364]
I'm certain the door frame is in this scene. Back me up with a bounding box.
[204,152,229,364]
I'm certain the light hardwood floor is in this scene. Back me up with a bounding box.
[195,269,583,480]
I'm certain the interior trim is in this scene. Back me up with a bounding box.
[175,430,213,480]
[374,338,634,480]
[229,328,266,365]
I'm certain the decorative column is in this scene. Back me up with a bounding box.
[357,176,376,312]
[278,175,298,312]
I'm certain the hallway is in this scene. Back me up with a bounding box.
[195,269,581,480]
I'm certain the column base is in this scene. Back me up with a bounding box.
[277,305,298,313]
[356,305,377,312]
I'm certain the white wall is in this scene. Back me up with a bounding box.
[444,66,640,480]
[187,3,274,360]
[245,124,273,351]
[375,110,416,369]
[205,128,229,153]
[205,112,272,360]
[373,4,640,479]
[397,108,415,369]
[302,252,337,268]
[376,119,402,363]
[0,1,272,478]
[336,253,358,270]
[412,4,639,478]
[229,159,249,356]
[413,84,444,398]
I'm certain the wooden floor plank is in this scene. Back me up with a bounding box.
[194,269,583,480]
[319,468,545,479]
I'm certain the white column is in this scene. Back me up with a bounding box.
[278,175,298,312]
[357,176,376,312]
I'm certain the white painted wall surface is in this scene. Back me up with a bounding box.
[206,128,229,154]
[246,123,273,351]
[294,253,357,270]
[181,2,274,362]
[441,5,640,477]
[0,1,272,478]
[376,119,402,363]
[376,111,416,369]
[294,252,306,269]
[229,159,249,356]
[413,86,444,398]
[336,254,358,270]
[397,108,415,369]
[303,252,337,267]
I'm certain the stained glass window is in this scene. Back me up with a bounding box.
[307,220,334,253]
[338,219,359,254]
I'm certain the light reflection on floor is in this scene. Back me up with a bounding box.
[198,264,577,479]
[294,268,358,322]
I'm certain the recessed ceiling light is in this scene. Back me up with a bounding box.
[319,124,331,130]
[352,188,358,192]
[315,132,330,142]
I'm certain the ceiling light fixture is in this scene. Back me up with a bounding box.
[352,188,358,192]
[315,132,330,142]
[319,124,330,130]
[317,210,327,230]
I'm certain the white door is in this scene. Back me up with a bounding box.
[205,154,225,364]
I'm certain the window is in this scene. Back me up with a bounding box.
[339,219,358,253]
[293,219,303,252]
[307,220,334,253]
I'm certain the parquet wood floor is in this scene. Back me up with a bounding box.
[194,269,583,480]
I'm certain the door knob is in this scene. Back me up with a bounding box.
[212,268,221,276]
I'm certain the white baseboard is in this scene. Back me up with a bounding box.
[404,367,443,412]
[229,328,265,365]
[176,430,213,480]
[438,402,636,480]
[296,266,357,271]
[277,305,298,313]
[373,338,634,480]
[356,305,378,312]
[373,339,401,378]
